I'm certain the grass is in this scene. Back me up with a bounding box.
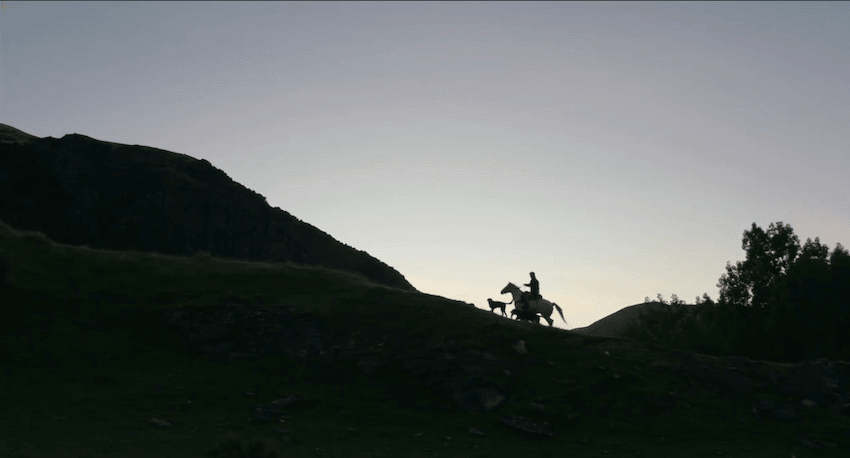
[1,219,848,457]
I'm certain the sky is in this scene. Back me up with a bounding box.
[2,1,849,329]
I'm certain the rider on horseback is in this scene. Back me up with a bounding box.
[520,272,541,312]
[500,280,565,327]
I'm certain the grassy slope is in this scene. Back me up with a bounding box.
[1,222,848,457]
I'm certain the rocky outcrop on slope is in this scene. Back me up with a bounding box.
[0,124,413,290]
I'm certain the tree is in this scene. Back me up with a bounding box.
[695,293,715,306]
[718,222,800,309]
[717,260,750,307]
[766,237,832,359]
[714,222,802,359]
[830,242,850,270]
[631,222,850,361]
[830,243,850,353]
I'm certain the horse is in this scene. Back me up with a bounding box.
[487,298,512,317]
[500,282,566,327]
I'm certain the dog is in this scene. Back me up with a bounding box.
[511,308,542,324]
[487,298,512,317]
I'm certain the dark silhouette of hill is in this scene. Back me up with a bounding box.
[571,301,703,338]
[571,302,666,338]
[0,123,413,291]
[2,221,849,456]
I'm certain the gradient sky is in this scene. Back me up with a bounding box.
[2,1,848,329]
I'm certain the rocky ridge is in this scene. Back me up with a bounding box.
[0,123,413,291]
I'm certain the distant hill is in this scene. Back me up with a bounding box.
[571,301,703,338]
[0,123,414,291]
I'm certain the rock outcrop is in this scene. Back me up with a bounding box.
[0,124,413,290]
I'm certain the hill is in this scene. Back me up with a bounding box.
[571,301,704,338]
[2,221,849,457]
[0,123,412,291]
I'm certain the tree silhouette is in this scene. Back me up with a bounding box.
[636,222,849,362]
[830,243,850,354]
[718,222,800,310]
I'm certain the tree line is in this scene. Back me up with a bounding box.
[626,222,850,363]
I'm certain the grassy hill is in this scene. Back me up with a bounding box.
[2,220,849,457]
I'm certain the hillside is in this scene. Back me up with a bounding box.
[2,221,849,457]
[571,301,704,338]
[0,124,412,291]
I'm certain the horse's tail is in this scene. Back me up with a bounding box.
[552,302,566,324]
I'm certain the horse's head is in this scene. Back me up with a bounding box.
[500,282,518,295]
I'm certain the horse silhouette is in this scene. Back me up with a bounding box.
[501,282,565,327]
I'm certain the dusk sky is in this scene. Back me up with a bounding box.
[2,1,848,329]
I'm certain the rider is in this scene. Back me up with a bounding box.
[522,272,541,311]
